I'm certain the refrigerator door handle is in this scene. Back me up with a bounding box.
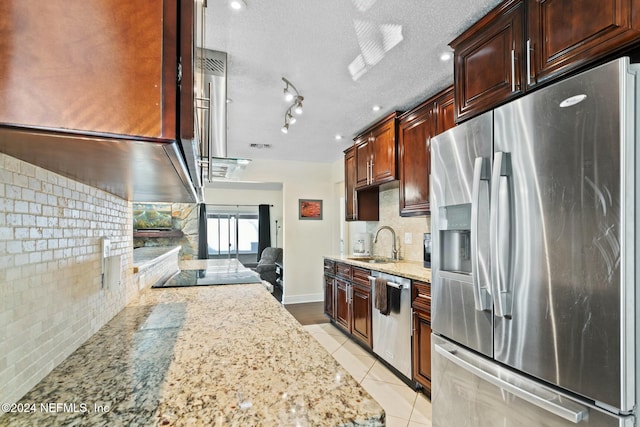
[490,152,513,318]
[435,343,589,424]
[471,157,491,311]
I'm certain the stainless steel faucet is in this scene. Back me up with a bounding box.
[374,226,398,260]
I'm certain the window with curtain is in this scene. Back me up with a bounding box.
[206,206,259,262]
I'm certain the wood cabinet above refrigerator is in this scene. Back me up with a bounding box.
[451,0,640,123]
[0,0,203,202]
[398,86,455,217]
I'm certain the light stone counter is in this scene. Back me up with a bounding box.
[0,284,384,426]
[324,255,431,283]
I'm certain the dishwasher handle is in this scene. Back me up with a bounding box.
[367,276,408,290]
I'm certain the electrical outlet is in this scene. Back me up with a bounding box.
[404,232,412,244]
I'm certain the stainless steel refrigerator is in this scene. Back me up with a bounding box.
[430,57,638,426]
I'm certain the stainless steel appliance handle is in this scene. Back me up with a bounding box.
[471,157,491,311]
[435,343,588,423]
[490,152,513,317]
[367,276,408,290]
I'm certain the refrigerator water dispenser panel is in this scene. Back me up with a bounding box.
[438,204,472,274]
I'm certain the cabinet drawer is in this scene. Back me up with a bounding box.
[352,267,371,287]
[412,280,431,315]
[324,259,336,275]
[335,262,352,279]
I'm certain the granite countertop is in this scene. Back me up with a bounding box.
[324,254,431,283]
[1,284,384,426]
[133,246,181,273]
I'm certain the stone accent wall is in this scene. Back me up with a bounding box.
[0,153,135,405]
[133,203,199,260]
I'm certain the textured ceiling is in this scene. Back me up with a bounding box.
[205,0,502,163]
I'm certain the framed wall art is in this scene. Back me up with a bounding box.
[298,199,322,220]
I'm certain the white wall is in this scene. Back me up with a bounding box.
[219,158,342,304]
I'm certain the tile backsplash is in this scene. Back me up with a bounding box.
[364,182,430,263]
[0,153,135,405]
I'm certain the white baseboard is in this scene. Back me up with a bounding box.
[282,293,323,305]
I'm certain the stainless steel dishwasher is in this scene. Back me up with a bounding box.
[369,271,412,380]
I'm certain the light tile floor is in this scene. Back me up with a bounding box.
[303,323,432,427]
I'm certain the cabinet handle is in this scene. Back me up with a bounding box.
[346,284,349,304]
[511,49,516,93]
[370,161,374,184]
[526,39,533,86]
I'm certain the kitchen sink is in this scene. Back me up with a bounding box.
[346,256,395,264]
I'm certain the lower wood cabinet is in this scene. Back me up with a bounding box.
[335,277,350,331]
[350,282,372,348]
[324,261,372,349]
[323,274,335,319]
[412,280,432,395]
[412,310,432,394]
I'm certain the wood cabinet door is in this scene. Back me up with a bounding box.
[355,136,372,188]
[345,147,357,220]
[351,284,372,348]
[0,0,176,139]
[412,310,432,394]
[434,86,456,134]
[528,0,640,87]
[370,118,397,185]
[335,279,351,332]
[324,275,335,320]
[451,0,525,122]
[399,102,433,216]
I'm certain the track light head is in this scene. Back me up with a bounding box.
[281,77,305,133]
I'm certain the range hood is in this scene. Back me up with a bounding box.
[199,49,250,181]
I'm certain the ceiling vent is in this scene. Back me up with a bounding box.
[250,143,272,149]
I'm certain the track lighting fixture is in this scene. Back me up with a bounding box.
[281,77,305,134]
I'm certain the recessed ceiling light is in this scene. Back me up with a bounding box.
[226,98,232,103]
[440,51,452,61]
[230,0,246,10]
[372,105,381,112]
[335,134,343,141]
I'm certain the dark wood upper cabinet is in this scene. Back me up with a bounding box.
[434,87,456,134]
[452,0,640,122]
[354,134,372,188]
[354,113,399,189]
[0,0,202,202]
[528,0,640,86]
[370,116,398,184]
[0,0,180,139]
[398,86,454,217]
[451,0,526,123]
[345,146,379,221]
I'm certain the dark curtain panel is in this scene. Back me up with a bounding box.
[257,204,271,261]
[198,203,209,259]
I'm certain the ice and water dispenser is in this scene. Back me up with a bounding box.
[438,204,472,274]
